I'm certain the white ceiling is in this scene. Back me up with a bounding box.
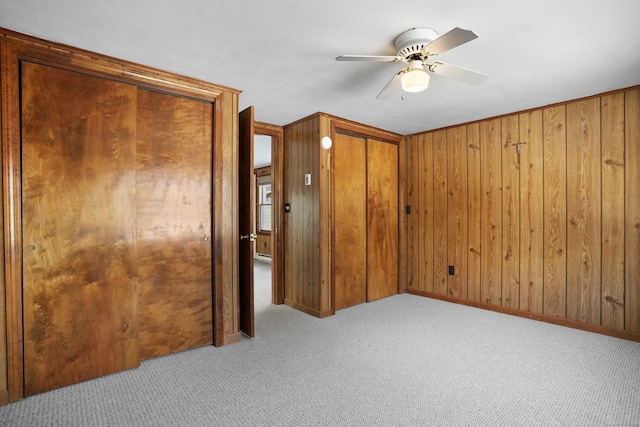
[2,0,640,138]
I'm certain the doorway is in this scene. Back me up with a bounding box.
[253,134,273,312]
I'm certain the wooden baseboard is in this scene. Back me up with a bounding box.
[407,289,640,343]
[284,299,333,318]
[0,389,8,406]
[220,332,242,346]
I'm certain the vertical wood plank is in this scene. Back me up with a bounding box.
[467,123,482,302]
[501,115,520,308]
[480,119,502,305]
[600,93,625,329]
[405,136,419,291]
[566,99,601,325]
[367,139,399,302]
[447,126,468,299]
[419,133,434,293]
[333,133,367,309]
[319,115,332,314]
[543,105,567,318]
[625,88,640,333]
[519,110,544,313]
[433,130,448,295]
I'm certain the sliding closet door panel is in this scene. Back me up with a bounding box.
[21,62,139,396]
[333,133,367,310]
[367,138,398,302]
[136,89,213,360]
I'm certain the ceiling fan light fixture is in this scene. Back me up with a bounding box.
[401,67,430,93]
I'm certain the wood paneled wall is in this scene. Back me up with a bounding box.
[283,114,402,317]
[283,115,323,315]
[405,87,640,341]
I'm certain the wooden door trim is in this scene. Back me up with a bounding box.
[254,122,284,305]
[1,29,240,402]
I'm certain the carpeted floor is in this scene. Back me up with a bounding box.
[1,261,638,426]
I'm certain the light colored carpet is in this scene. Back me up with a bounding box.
[1,262,638,426]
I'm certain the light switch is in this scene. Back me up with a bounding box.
[304,173,311,186]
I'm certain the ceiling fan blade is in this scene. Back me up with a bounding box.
[336,55,401,62]
[376,69,405,100]
[422,27,478,57]
[428,61,488,86]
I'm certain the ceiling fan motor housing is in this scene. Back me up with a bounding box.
[394,27,439,59]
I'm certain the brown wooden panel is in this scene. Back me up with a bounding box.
[600,93,625,329]
[625,88,640,333]
[333,133,367,309]
[467,123,482,302]
[418,133,434,293]
[566,98,601,325]
[432,130,448,295]
[283,116,321,314]
[480,119,502,305]
[543,105,567,318]
[256,234,272,256]
[447,126,468,299]
[367,138,398,302]
[518,110,544,313]
[405,136,420,291]
[501,115,520,308]
[136,89,213,359]
[21,62,139,396]
[213,90,240,346]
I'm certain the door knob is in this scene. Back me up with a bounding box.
[240,233,257,241]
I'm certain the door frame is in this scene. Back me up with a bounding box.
[254,122,284,305]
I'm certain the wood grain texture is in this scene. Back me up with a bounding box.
[419,133,435,293]
[432,130,448,296]
[543,105,567,318]
[625,88,640,333]
[467,123,482,302]
[213,90,240,345]
[136,89,213,358]
[283,116,321,314]
[405,136,420,291]
[21,62,139,396]
[566,98,601,325]
[367,138,399,302]
[501,115,520,309]
[333,133,367,309]
[518,110,544,313]
[600,93,625,329]
[446,126,468,299]
[403,87,640,340]
[480,119,502,305]
[319,114,332,315]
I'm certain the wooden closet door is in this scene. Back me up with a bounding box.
[366,138,399,302]
[136,89,213,360]
[21,62,139,396]
[333,133,367,310]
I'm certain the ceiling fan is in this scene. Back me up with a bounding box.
[336,27,488,99]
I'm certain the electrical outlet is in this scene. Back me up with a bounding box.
[448,266,455,276]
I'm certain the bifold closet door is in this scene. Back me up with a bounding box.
[21,62,139,396]
[333,134,398,310]
[366,138,399,302]
[136,89,214,360]
[333,133,367,310]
